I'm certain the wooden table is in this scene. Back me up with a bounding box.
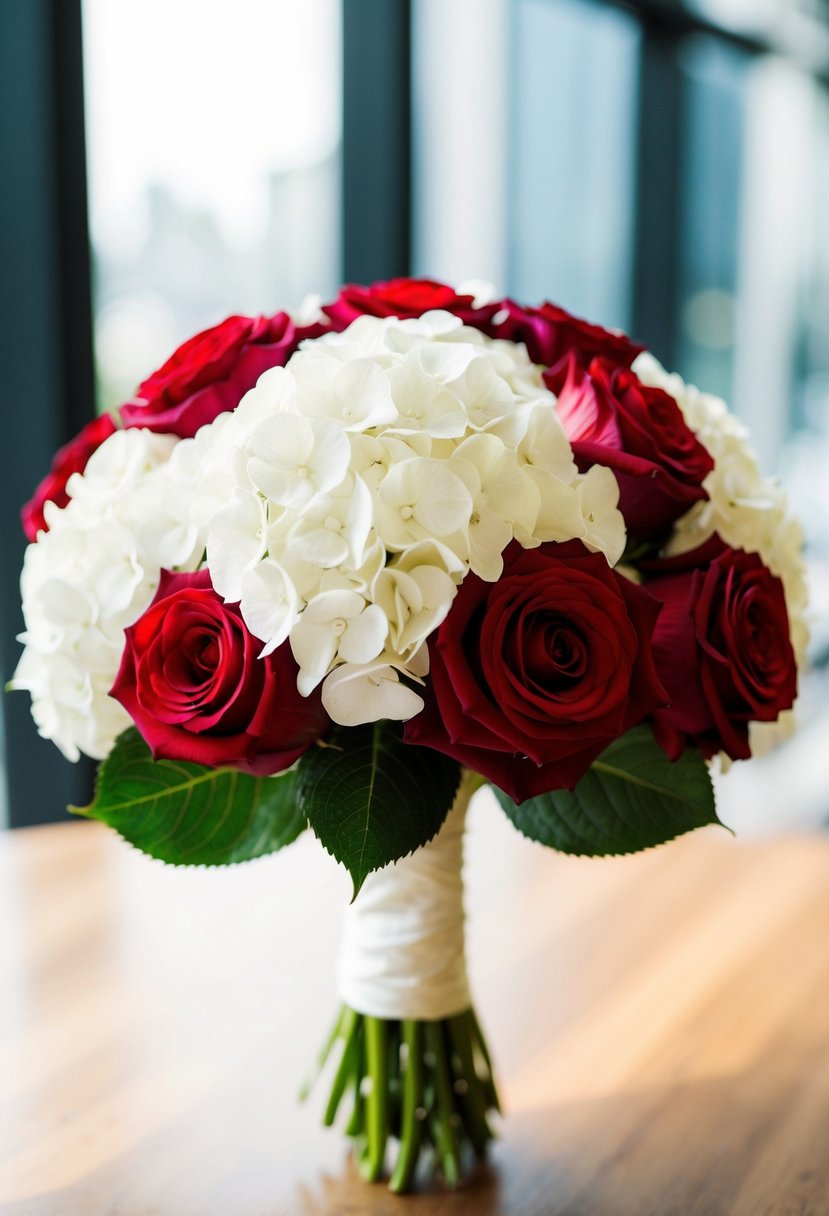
[2,790,828,1216]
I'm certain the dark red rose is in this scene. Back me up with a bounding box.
[111,570,328,774]
[22,412,118,541]
[646,540,798,762]
[404,540,667,802]
[488,299,644,375]
[120,312,332,439]
[554,356,714,539]
[322,277,500,328]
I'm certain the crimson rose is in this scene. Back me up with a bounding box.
[404,541,667,802]
[646,540,798,762]
[554,356,714,538]
[323,277,499,328]
[22,412,117,541]
[111,570,328,773]
[488,299,644,375]
[121,312,331,439]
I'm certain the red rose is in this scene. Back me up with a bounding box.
[120,312,332,439]
[554,356,714,538]
[323,277,499,327]
[22,412,118,541]
[111,570,329,773]
[488,299,644,374]
[404,541,667,802]
[646,540,798,762]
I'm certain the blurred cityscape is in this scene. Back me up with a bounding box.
[92,155,340,410]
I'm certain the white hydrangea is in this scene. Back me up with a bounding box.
[12,428,199,761]
[196,311,625,725]
[633,352,810,755]
[14,311,628,758]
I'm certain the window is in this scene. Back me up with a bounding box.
[82,0,342,411]
[3,0,829,828]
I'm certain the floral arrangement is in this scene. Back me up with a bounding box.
[13,279,807,1191]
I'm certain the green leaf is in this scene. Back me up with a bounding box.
[296,723,461,898]
[493,724,721,857]
[71,728,305,865]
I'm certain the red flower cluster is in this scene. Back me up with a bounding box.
[488,297,644,376]
[111,571,328,775]
[407,534,797,800]
[322,277,500,329]
[405,541,668,801]
[645,539,797,762]
[554,356,714,538]
[24,278,798,790]
[120,312,332,438]
[21,312,333,540]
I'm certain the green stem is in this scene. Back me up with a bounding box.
[447,1013,493,1158]
[464,769,489,795]
[389,1020,424,1193]
[467,1008,501,1113]
[298,1003,345,1102]
[344,1016,365,1137]
[361,1015,389,1182]
[310,1004,499,1192]
[387,1018,402,1136]
[425,1021,462,1188]
[322,1006,360,1126]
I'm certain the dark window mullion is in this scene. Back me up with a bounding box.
[52,0,97,438]
[606,0,829,80]
[342,0,412,282]
[0,0,95,826]
[630,20,686,365]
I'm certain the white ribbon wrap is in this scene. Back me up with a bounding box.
[338,782,473,1020]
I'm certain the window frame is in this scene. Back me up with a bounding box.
[0,0,96,827]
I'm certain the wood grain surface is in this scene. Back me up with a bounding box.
[1,788,828,1215]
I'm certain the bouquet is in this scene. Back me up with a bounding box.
[12,278,808,1191]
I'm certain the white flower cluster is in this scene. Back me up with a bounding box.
[634,352,810,756]
[196,312,625,726]
[14,311,625,761]
[14,312,811,767]
[12,430,200,760]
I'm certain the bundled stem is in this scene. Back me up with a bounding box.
[303,1004,500,1192]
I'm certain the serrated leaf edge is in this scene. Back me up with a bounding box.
[491,726,725,858]
[71,728,304,867]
